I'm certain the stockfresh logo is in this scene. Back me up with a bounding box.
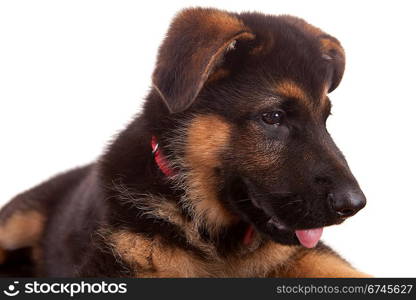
[3,281,20,297]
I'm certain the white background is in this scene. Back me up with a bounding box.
[1,0,415,277]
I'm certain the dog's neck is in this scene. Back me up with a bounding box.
[151,136,257,248]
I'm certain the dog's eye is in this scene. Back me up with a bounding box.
[261,111,284,125]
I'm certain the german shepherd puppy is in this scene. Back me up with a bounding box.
[0,8,369,277]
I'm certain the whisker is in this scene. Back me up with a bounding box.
[233,198,252,203]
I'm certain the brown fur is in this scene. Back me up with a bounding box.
[110,230,154,274]
[0,210,45,250]
[207,68,231,83]
[111,229,297,277]
[110,228,367,277]
[110,230,208,277]
[276,80,309,104]
[184,115,238,230]
[320,38,345,59]
[179,8,247,34]
[281,250,371,278]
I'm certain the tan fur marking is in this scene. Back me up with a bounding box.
[207,68,230,83]
[176,8,253,42]
[185,115,237,231]
[320,38,345,58]
[111,230,208,277]
[0,211,45,250]
[226,242,298,277]
[151,239,209,277]
[297,20,345,63]
[282,251,371,278]
[203,10,246,33]
[109,222,367,278]
[276,80,309,103]
[297,19,345,59]
[111,230,154,272]
[111,229,300,277]
[177,8,246,32]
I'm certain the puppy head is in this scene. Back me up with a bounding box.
[150,8,365,247]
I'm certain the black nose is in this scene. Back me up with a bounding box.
[329,190,366,218]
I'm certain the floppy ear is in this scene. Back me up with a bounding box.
[152,8,254,113]
[279,16,345,93]
[320,36,345,92]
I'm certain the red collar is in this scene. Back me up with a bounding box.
[151,136,255,246]
[151,136,175,177]
[243,225,255,246]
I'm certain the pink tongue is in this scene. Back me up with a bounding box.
[295,228,323,248]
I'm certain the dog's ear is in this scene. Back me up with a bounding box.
[152,8,255,113]
[279,16,345,93]
[320,36,345,92]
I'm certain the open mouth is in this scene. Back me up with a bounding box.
[249,194,328,248]
[266,216,324,248]
[224,177,339,248]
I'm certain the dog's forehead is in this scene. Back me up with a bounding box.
[274,80,330,112]
[238,15,335,109]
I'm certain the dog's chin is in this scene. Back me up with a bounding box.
[259,216,300,245]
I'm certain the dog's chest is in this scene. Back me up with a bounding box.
[111,231,297,277]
